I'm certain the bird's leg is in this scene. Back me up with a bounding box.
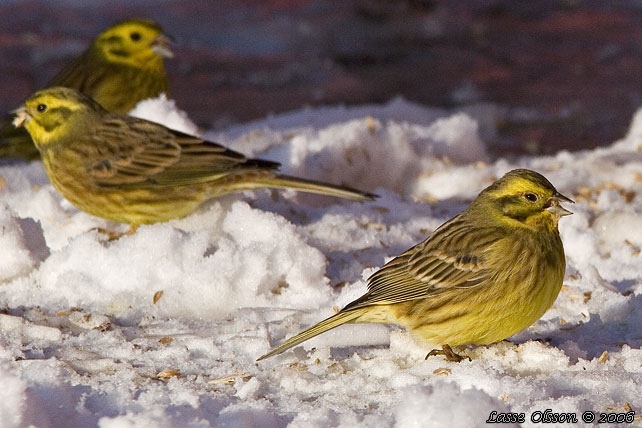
[425,344,471,362]
[94,224,139,241]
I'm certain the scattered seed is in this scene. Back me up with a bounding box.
[157,369,180,379]
[153,290,164,304]
[365,116,377,134]
[208,371,250,384]
[624,239,641,256]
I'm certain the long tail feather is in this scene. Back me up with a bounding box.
[264,174,376,202]
[257,309,367,361]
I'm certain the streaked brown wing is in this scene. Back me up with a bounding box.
[85,115,278,187]
[48,51,93,90]
[344,215,499,310]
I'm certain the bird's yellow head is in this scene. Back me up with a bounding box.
[476,169,573,230]
[92,19,173,68]
[13,87,103,149]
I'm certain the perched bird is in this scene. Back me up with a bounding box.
[258,169,573,361]
[13,87,375,231]
[1,18,172,160]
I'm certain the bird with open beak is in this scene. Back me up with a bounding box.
[1,18,174,160]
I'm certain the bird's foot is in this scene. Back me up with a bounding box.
[425,344,471,362]
[94,225,138,241]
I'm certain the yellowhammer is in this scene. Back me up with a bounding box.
[257,169,573,361]
[13,87,375,231]
[1,18,172,160]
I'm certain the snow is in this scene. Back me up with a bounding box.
[1,96,642,427]
[128,94,200,137]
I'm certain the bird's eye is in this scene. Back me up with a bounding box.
[37,104,47,112]
[524,192,538,202]
[130,32,141,41]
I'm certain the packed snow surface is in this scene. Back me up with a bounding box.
[1,97,642,427]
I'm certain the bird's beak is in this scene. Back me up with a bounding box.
[151,33,174,58]
[11,106,29,128]
[545,191,574,217]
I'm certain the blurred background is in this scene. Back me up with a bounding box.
[1,0,641,156]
